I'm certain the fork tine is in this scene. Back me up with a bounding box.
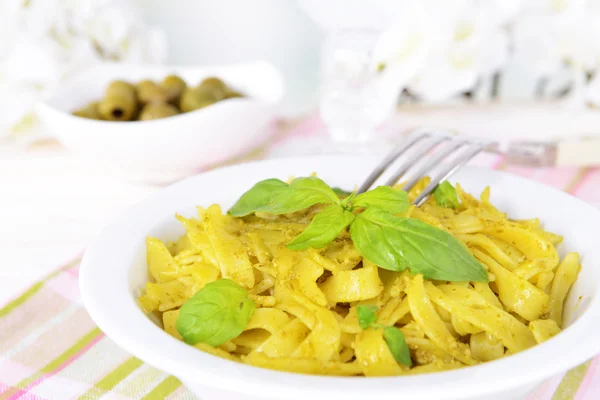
[412,143,485,206]
[392,138,467,191]
[356,132,430,194]
[382,135,449,188]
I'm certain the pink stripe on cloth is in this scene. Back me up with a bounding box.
[0,382,25,398]
[526,373,566,400]
[65,266,79,278]
[0,382,44,400]
[9,333,104,400]
[0,359,36,387]
[45,273,80,304]
[572,169,600,199]
[575,357,600,400]
[535,167,580,190]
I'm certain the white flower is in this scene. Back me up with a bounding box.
[407,1,501,101]
[585,73,600,107]
[371,3,432,91]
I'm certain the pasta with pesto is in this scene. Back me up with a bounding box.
[138,177,581,377]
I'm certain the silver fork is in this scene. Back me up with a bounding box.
[357,130,494,206]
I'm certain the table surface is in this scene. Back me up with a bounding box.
[0,143,157,305]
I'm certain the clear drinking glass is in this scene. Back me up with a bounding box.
[319,29,398,150]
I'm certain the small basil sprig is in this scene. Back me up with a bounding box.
[228,177,488,282]
[433,181,459,209]
[356,305,412,367]
[176,279,255,346]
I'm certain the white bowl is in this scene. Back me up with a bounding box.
[36,61,284,183]
[79,156,600,400]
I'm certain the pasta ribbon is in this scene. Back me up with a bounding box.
[469,332,504,361]
[549,252,581,326]
[162,309,181,339]
[407,275,476,365]
[472,248,548,321]
[320,263,384,304]
[457,234,518,270]
[146,237,180,283]
[529,319,561,343]
[292,257,327,307]
[202,205,255,288]
[254,319,311,358]
[354,328,405,376]
[481,220,558,270]
[425,282,536,353]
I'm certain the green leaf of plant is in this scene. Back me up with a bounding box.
[340,192,357,209]
[352,186,409,214]
[383,326,412,367]
[332,187,352,197]
[228,178,288,217]
[349,208,488,282]
[286,204,355,250]
[259,176,340,214]
[433,181,459,209]
[176,279,255,346]
[356,305,378,330]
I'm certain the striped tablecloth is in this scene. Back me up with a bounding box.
[1,117,599,400]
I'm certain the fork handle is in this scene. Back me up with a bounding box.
[499,139,600,167]
[555,138,600,167]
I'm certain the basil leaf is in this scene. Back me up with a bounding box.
[332,187,352,197]
[176,279,255,346]
[259,177,340,214]
[349,210,409,273]
[228,178,288,217]
[352,186,409,214]
[433,181,459,209]
[350,208,488,282]
[340,192,356,208]
[287,205,355,250]
[383,326,412,367]
[356,305,378,330]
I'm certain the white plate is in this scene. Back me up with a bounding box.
[37,61,284,184]
[80,156,600,400]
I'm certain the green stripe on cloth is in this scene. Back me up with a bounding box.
[142,376,182,400]
[0,282,45,318]
[0,256,80,318]
[552,360,593,400]
[78,357,144,399]
[14,327,103,389]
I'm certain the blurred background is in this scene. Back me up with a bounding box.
[2,0,600,302]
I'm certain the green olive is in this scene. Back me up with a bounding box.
[161,75,187,103]
[180,87,217,112]
[72,101,102,119]
[197,77,228,100]
[136,80,169,104]
[98,81,137,121]
[139,102,180,120]
[224,89,244,99]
